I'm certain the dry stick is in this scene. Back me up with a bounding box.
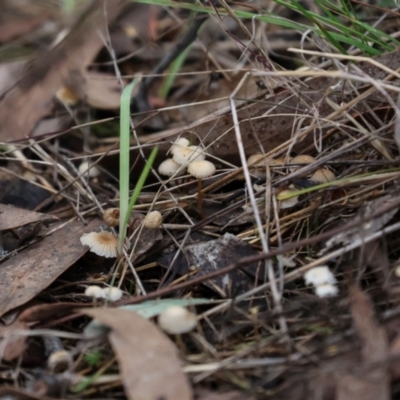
[115,194,400,307]
[133,13,208,112]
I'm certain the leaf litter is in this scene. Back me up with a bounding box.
[3,1,400,399]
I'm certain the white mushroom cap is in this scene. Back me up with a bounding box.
[311,168,336,184]
[187,160,216,179]
[304,266,337,286]
[315,284,339,298]
[84,285,104,298]
[80,231,118,258]
[143,210,163,229]
[103,208,120,227]
[78,161,100,178]
[102,287,123,302]
[173,146,205,165]
[158,306,197,334]
[278,189,299,209]
[158,159,183,177]
[289,155,315,172]
[170,138,190,155]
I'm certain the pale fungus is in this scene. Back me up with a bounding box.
[315,284,339,298]
[188,160,216,219]
[80,231,118,258]
[84,285,104,298]
[158,158,183,177]
[56,86,80,106]
[247,154,265,167]
[304,266,337,287]
[173,145,205,165]
[103,208,120,227]
[278,189,299,209]
[78,161,100,178]
[158,306,197,334]
[289,155,315,172]
[311,168,336,184]
[170,137,190,155]
[143,210,163,229]
[102,287,123,302]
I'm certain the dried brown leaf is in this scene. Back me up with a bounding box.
[0,0,128,142]
[0,386,61,400]
[0,320,28,361]
[0,219,101,317]
[82,308,193,400]
[0,203,57,231]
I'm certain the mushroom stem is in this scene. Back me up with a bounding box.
[197,179,205,219]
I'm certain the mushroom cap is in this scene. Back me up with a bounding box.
[56,87,80,106]
[187,160,216,179]
[173,146,205,165]
[85,285,104,298]
[278,189,299,209]
[80,231,118,258]
[102,287,123,301]
[143,210,163,229]
[315,284,339,298]
[158,306,197,334]
[47,350,73,373]
[170,138,190,155]
[103,208,120,227]
[247,154,265,167]
[78,161,100,178]
[158,158,183,177]
[289,155,315,172]
[311,168,336,184]
[304,266,337,286]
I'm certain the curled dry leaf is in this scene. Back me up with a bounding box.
[82,308,192,400]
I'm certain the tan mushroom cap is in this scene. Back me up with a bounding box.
[143,210,163,229]
[158,158,183,177]
[80,231,118,258]
[278,189,299,209]
[170,138,190,155]
[103,208,120,227]
[158,306,197,334]
[247,154,266,167]
[311,168,336,184]
[56,86,80,106]
[187,160,216,179]
[173,146,205,165]
[289,155,315,172]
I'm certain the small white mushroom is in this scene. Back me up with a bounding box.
[304,266,337,286]
[173,146,205,165]
[170,138,190,155]
[84,285,104,298]
[103,208,120,227]
[78,161,100,178]
[158,158,183,177]
[143,210,163,229]
[80,231,118,258]
[102,287,123,302]
[158,306,197,334]
[278,189,299,209]
[187,160,216,179]
[315,284,339,298]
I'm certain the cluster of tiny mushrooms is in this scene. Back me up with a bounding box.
[78,140,337,329]
[247,153,336,209]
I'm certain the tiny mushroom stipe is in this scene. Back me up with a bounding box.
[143,210,163,229]
[158,306,197,335]
[80,231,118,258]
[103,208,120,227]
[187,159,216,219]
